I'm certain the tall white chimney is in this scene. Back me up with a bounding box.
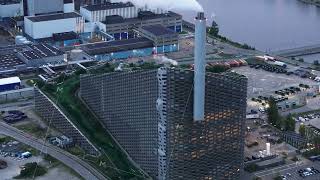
[194,12,206,121]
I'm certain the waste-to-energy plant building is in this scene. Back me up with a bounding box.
[80,68,247,179]
[80,12,247,180]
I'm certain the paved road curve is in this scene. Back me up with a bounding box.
[0,122,107,180]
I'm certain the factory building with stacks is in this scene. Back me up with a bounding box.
[0,0,183,75]
[79,2,182,35]
[80,13,248,179]
[2,0,182,42]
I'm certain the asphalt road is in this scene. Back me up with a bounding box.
[0,122,107,180]
[255,160,320,180]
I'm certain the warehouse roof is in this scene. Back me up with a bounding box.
[53,31,78,41]
[0,53,25,70]
[0,77,21,86]
[83,2,134,11]
[138,11,182,20]
[141,25,177,36]
[104,11,182,25]
[309,118,320,130]
[20,44,64,60]
[105,15,125,24]
[26,12,81,22]
[82,37,154,55]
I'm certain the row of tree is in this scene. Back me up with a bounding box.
[268,100,320,154]
[207,20,255,50]
[267,99,295,131]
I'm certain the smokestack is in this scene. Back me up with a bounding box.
[194,12,206,121]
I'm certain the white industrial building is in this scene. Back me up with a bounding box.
[24,12,84,40]
[22,0,75,16]
[80,2,168,22]
[0,0,23,18]
[80,2,137,22]
[63,0,75,13]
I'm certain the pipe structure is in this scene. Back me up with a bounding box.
[193,12,206,121]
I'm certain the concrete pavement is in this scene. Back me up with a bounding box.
[0,122,108,180]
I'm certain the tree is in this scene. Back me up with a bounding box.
[314,60,319,66]
[206,65,229,73]
[267,99,282,127]
[208,20,219,36]
[284,115,295,131]
[299,124,306,137]
[15,162,47,179]
[313,136,320,150]
[244,164,258,173]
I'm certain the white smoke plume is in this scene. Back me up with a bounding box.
[154,55,178,66]
[112,0,203,12]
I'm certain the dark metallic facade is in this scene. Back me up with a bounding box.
[34,88,99,155]
[80,67,247,180]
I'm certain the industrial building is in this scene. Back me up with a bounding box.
[16,43,65,66]
[22,0,75,16]
[49,135,74,148]
[99,11,182,39]
[24,12,84,40]
[138,25,179,48]
[78,7,182,60]
[0,76,21,92]
[80,24,179,60]
[306,119,320,143]
[0,0,23,18]
[80,67,248,179]
[0,43,65,74]
[18,0,181,51]
[80,11,247,180]
[79,2,181,40]
[34,88,99,155]
[0,0,75,18]
[0,52,26,73]
[80,2,137,22]
[80,2,168,22]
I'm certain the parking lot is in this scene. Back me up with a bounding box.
[0,101,62,139]
[233,66,315,98]
[256,161,320,180]
[0,143,80,180]
[0,154,42,179]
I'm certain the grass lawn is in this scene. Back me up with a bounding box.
[15,123,47,138]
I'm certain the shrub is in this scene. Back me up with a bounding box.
[14,162,47,179]
[244,164,258,172]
